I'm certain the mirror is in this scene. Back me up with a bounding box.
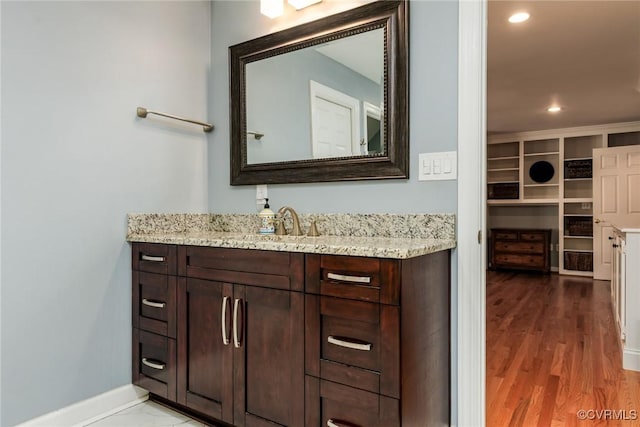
[230,0,408,185]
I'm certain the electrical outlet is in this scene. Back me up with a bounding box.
[256,184,268,204]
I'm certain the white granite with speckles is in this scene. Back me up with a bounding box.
[127,213,456,259]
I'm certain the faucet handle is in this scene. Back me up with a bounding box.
[274,215,287,235]
[307,220,321,237]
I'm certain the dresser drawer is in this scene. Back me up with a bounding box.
[306,295,400,398]
[494,241,544,254]
[132,243,177,275]
[305,377,399,427]
[494,253,545,268]
[306,254,400,304]
[520,232,546,241]
[132,271,177,338]
[133,329,176,401]
[493,230,518,240]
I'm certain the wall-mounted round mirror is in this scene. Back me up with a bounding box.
[529,160,555,183]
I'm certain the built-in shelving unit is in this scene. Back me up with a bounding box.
[487,142,519,200]
[487,121,640,276]
[559,133,603,275]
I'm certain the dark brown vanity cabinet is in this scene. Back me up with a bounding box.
[132,243,450,427]
[305,252,450,427]
[133,243,305,427]
[132,243,178,401]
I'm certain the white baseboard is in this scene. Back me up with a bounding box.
[15,384,149,427]
[623,347,640,372]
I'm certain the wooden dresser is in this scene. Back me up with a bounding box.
[490,228,551,273]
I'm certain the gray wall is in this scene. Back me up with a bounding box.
[1,2,210,425]
[208,0,460,421]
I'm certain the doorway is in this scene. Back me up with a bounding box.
[483,0,640,424]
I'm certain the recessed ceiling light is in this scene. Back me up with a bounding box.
[547,106,562,113]
[508,12,530,23]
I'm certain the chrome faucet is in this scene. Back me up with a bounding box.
[276,206,303,236]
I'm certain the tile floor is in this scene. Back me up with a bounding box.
[86,401,207,427]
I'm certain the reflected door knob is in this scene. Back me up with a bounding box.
[594,219,602,224]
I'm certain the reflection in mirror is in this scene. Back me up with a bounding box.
[246,28,384,164]
[363,101,382,155]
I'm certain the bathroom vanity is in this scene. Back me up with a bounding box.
[128,213,455,427]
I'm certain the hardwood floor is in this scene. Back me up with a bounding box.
[486,271,640,426]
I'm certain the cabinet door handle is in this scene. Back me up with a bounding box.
[327,272,371,284]
[141,357,165,370]
[142,298,166,309]
[221,296,230,345]
[328,336,372,351]
[141,254,165,262]
[233,298,243,348]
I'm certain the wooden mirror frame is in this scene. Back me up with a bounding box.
[229,0,408,185]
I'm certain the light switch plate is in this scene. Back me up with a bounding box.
[419,151,457,181]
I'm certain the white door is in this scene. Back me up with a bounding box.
[309,80,360,159]
[592,146,640,279]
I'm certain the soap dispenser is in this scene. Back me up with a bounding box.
[259,198,275,234]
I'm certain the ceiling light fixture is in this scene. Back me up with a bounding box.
[261,0,284,18]
[547,106,562,113]
[508,12,530,23]
[288,0,322,10]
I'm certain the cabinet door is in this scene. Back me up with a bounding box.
[233,285,304,427]
[177,278,233,424]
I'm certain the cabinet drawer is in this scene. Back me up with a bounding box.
[305,377,399,427]
[182,246,304,291]
[133,329,176,401]
[493,231,518,241]
[494,241,544,254]
[494,253,545,268]
[132,271,176,338]
[132,243,177,275]
[306,295,400,398]
[520,232,545,241]
[322,299,380,372]
[306,254,400,304]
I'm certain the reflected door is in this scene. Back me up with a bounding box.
[310,80,360,159]
[592,146,640,279]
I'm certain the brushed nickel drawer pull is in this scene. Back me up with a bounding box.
[233,298,242,348]
[328,336,372,351]
[141,255,165,262]
[327,272,371,284]
[221,296,230,345]
[142,298,166,309]
[141,357,165,370]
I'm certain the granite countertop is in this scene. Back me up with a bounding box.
[126,213,456,259]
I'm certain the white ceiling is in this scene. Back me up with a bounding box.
[488,0,640,135]
[315,29,383,84]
